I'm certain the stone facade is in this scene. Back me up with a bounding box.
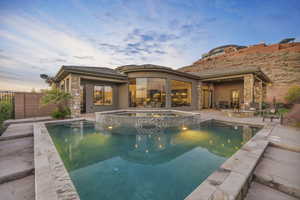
[69,74,81,118]
[243,74,254,109]
[180,42,300,103]
[197,82,202,110]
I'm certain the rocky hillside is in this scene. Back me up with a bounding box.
[180,42,300,102]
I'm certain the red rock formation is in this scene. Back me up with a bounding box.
[180,42,300,103]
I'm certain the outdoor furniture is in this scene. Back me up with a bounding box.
[261,108,283,124]
[249,102,260,111]
[218,101,229,109]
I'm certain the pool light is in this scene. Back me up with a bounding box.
[182,126,188,131]
[108,126,113,130]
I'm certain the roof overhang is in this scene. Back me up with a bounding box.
[54,66,128,82]
[116,64,200,80]
[190,66,271,83]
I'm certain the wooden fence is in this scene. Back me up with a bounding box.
[14,92,58,119]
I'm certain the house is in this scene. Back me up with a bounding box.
[53,64,270,117]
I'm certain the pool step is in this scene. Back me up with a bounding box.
[253,146,300,198]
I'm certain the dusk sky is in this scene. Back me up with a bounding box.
[0,0,299,91]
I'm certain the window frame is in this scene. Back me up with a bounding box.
[170,79,192,107]
[128,77,167,108]
[93,85,113,106]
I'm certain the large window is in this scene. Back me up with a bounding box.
[93,85,113,105]
[129,78,166,107]
[171,80,192,107]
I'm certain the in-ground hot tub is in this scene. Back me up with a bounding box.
[95,110,202,135]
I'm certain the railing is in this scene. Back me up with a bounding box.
[0,91,15,134]
[0,91,14,103]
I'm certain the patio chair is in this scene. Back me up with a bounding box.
[261,108,283,124]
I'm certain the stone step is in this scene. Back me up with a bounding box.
[0,137,34,184]
[245,181,298,200]
[254,146,300,198]
[268,124,300,153]
[0,175,35,200]
[1,123,33,140]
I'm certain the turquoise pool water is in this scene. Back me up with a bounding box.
[47,120,260,200]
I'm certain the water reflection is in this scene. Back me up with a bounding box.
[48,120,260,171]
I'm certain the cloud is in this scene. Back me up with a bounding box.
[73,56,94,60]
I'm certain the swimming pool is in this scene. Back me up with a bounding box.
[47,120,260,200]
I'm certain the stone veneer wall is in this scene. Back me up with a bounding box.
[197,82,202,110]
[69,74,81,118]
[243,74,254,108]
[180,42,300,103]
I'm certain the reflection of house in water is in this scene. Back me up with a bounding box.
[49,121,260,171]
[242,125,253,142]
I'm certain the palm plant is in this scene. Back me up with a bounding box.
[41,86,72,118]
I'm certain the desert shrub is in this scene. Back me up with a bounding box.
[285,85,300,104]
[277,108,290,116]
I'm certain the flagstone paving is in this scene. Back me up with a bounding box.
[0,175,35,200]
[0,122,35,199]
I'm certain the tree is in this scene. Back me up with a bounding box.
[41,86,72,119]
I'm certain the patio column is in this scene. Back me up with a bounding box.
[69,74,81,118]
[197,82,202,110]
[166,77,171,108]
[243,74,254,109]
[258,80,263,110]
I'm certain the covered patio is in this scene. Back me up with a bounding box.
[194,66,271,111]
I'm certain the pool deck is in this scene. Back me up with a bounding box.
[0,110,299,200]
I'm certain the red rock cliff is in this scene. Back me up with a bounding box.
[180,42,300,103]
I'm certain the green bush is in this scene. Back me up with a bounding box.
[285,85,300,104]
[0,101,13,134]
[0,101,13,122]
[51,107,71,119]
[262,102,270,109]
[41,86,72,119]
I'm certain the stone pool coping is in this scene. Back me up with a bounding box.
[34,118,84,200]
[185,123,274,200]
[34,113,274,200]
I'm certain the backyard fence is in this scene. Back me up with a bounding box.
[14,92,58,119]
[0,91,15,104]
[0,91,58,119]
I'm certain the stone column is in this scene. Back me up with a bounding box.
[197,82,202,110]
[259,80,263,110]
[166,77,171,108]
[243,74,254,109]
[69,74,81,118]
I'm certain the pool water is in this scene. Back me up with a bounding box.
[47,120,260,200]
